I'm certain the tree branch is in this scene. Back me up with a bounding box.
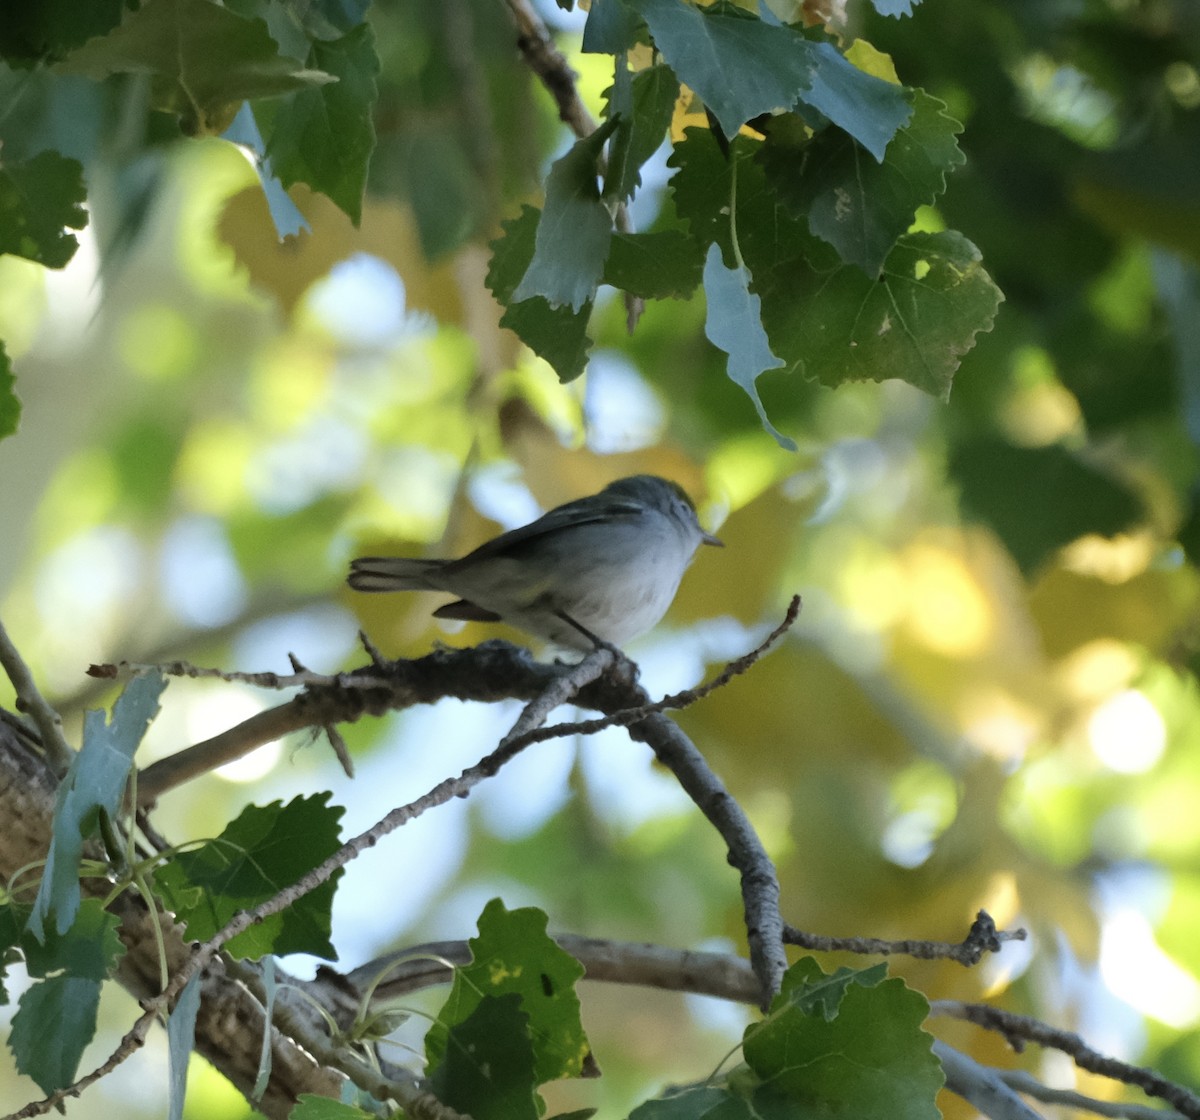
[997,1069,1188,1120]
[0,618,72,772]
[933,1040,1047,1120]
[130,600,802,1002]
[785,909,1027,966]
[931,1001,1200,1120]
[503,0,595,138]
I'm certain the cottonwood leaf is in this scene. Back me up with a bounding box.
[0,150,87,268]
[168,974,202,1120]
[801,40,912,161]
[760,89,964,274]
[20,898,125,981]
[28,672,166,940]
[153,793,344,960]
[57,0,335,133]
[223,102,309,239]
[582,0,642,53]
[630,0,909,158]
[602,230,703,299]
[489,206,594,381]
[629,1086,732,1118]
[262,22,379,224]
[629,0,814,138]
[513,118,619,311]
[9,976,101,1095]
[605,62,679,201]
[0,0,124,63]
[426,898,590,1087]
[758,230,1003,398]
[428,994,540,1120]
[741,957,943,1120]
[702,244,795,450]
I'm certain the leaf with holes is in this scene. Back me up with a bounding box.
[760,89,964,274]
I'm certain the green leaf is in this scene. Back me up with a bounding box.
[0,149,87,268]
[777,956,889,1019]
[629,1,909,158]
[223,102,310,239]
[801,41,913,162]
[488,206,594,381]
[263,22,380,225]
[512,117,619,311]
[702,244,795,451]
[605,61,679,202]
[629,1086,732,1119]
[288,1097,374,1120]
[666,127,740,259]
[0,341,19,441]
[582,0,642,53]
[9,975,102,1094]
[152,793,344,960]
[758,230,1004,398]
[949,438,1145,575]
[20,898,125,981]
[629,0,814,139]
[28,672,167,940]
[602,230,703,299]
[0,902,21,1004]
[761,89,964,274]
[669,128,999,399]
[168,973,202,1120]
[426,899,590,1087]
[502,296,594,382]
[428,994,540,1120]
[0,0,124,63]
[742,958,943,1120]
[56,0,335,133]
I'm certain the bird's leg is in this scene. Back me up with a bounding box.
[554,610,640,684]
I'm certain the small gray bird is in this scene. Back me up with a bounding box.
[348,474,722,650]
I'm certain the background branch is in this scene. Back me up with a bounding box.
[931,1001,1200,1120]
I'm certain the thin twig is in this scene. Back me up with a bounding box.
[0,618,73,772]
[504,0,594,137]
[997,1069,1188,1120]
[931,1001,1200,1120]
[933,1041,1047,1120]
[497,647,614,747]
[784,910,1026,966]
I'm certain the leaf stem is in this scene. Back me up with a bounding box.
[729,153,746,271]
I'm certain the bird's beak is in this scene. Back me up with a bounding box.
[702,530,724,547]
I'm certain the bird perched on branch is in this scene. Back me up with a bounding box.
[348,474,722,650]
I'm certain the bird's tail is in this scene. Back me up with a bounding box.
[347,557,446,592]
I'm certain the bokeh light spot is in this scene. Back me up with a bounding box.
[902,543,994,656]
[1087,689,1166,774]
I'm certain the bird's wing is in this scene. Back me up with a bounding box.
[442,494,645,569]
